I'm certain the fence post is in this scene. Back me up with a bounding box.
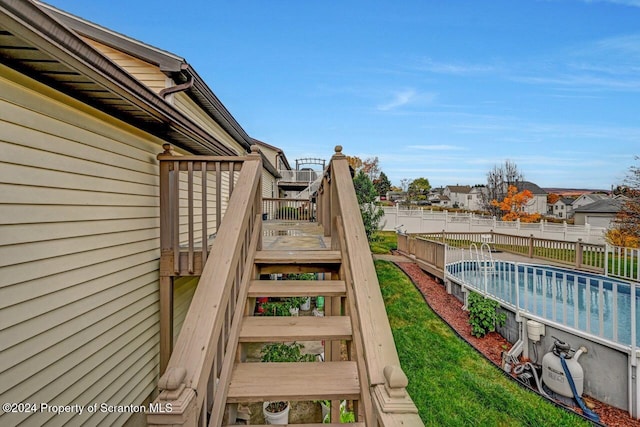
[576,239,584,269]
[528,234,534,258]
[441,229,446,243]
[604,244,610,277]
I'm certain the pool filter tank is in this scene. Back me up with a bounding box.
[542,338,587,398]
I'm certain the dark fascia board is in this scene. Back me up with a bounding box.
[253,138,292,170]
[36,0,253,153]
[2,0,235,156]
[35,1,185,73]
[260,152,280,179]
[187,65,253,151]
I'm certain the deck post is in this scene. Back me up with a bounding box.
[159,276,174,375]
[157,144,177,376]
[576,238,584,269]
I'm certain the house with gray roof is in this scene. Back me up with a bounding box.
[571,193,610,211]
[443,185,471,209]
[573,197,624,228]
[549,197,575,219]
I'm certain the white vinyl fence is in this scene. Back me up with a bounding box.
[382,206,607,244]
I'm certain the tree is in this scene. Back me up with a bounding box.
[483,160,524,215]
[373,171,391,197]
[491,185,541,223]
[399,178,410,193]
[362,156,381,181]
[547,193,561,205]
[607,158,640,248]
[353,170,384,240]
[345,155,363,172]
[407,177,431,201]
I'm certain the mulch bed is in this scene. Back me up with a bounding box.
[393,258,640,427]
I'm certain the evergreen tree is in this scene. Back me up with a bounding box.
[353,170,384,240]
[373,171,392,197]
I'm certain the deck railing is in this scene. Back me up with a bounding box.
[608,245,640,283]
[418,231,607,272]
[317,146,423,426]
[262,197,315,221]
[278,168,319,183]
[149,147,263,426]
[158,144,245,277]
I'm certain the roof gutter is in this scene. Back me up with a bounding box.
[159,72,194,99]
[2,0,236,156]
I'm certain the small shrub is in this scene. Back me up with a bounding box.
[467,292,506,338]
[260,342,316,363]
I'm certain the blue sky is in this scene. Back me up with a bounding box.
[46,0,639,190]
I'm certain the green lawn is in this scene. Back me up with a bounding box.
[375,260,589,426]
[369,231,398,254]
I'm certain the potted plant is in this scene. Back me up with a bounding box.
[260,342,315,424]
[285,273,316,311]
[318,400,355,423]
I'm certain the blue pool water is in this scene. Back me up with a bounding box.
[447,261,638,347]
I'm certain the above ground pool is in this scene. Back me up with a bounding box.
[446,260,638,348]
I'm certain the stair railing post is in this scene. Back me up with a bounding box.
[329,145,346,246]
[147,367,198,427]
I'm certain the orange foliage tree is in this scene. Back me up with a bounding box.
[547,193,560,205]
[491,185,542,223]
[606,158,640,248]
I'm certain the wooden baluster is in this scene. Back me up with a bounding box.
[188,162,194,274]
[201,161,208,265]
[216,161,222,232]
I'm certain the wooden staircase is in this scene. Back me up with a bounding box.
[149,146,423,427]
[224,249,366,425]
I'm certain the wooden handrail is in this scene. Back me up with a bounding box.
[148,148,263,426]
[318,146,422,426]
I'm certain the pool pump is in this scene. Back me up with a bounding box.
[542,337,587,398]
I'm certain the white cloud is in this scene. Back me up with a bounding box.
[416,58,497,75]
[376,89,436,111]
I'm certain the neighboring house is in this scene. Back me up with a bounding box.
[387,191,406,202]
[571,193,610,211]
[515,181,548,215]
[253,139,290,198]
[429,194,451,207]
[468,186,486,211]
[549,197,575,219]
[0,1,274,426]
[573,198,624,228]
[443,185,471,208]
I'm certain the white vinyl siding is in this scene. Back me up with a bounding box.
[175,167,238,247]
[0,67,164,426]
[262,168,275,199]
[173,277,198,345]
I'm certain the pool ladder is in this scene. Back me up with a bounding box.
[470,242,496,275]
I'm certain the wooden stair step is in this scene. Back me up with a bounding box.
[227,361,360,403]
[248,280,346,297]
[225,424,364,427]
[239,316,352,342]
[255,250,341,265]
